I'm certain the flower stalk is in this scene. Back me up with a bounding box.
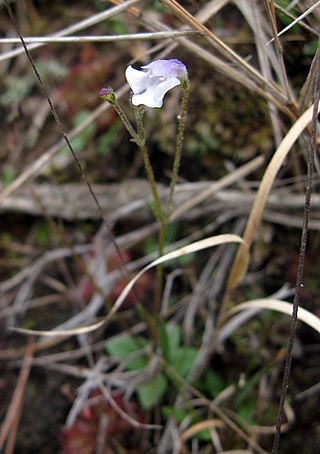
[100,59,189,317]
[166,78,190,219]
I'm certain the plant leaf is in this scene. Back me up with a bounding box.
[105,334,148,370]
[170,347,198,377]
[137,374,167,409]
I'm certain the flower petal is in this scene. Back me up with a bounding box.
[125,65,149,94]
[142,59,187,80]
[132,90,163,108]
[125,59,188,108]
[153,77,180,103]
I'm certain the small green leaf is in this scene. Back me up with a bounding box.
[105,334,148,370]
[1,165,15,185]
[170,347,197,378]
[161,406,189,423]
[166,323,181,351]
[202,370,226,398]
[195,429,212,441]
[34,221,51,247]
[237,399,255,425]
[137,373,167,409]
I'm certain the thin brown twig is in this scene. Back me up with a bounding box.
[0,343,35,453]
[272,46,320,453]
[264,0,293,102]
[3,0,130,284]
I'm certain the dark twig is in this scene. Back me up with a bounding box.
[3,0,130,282]
[272,46,320,453]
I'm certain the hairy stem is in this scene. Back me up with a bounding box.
[166,79,190,219]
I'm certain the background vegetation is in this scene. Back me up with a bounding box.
[0,1,319,453]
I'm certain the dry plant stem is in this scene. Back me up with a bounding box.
[3,0,131,284]
[162,361,267,454]
[112,0,296,117]
[272,47,320,454]
[0,31,196,44]
[98,382,162,431]
[0,343,34,453]
[264,0,293,102]
[273,2,319,38]
[226,101,320,292]
[268,1,320,44]
[0,96,120,204]
[171,156,264,220]
[0,0,143,62]
[160,0,288,104]
[29,189,137,340]
[10,235,247,338]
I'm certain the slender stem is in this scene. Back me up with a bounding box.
[100,89,140,143]
[166,79,190,219]
[113,103,140,144]
[272,47,320,454]
[133,105,165,227]
[133,105,167,312]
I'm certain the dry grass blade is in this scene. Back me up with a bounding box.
[0,31,196,44]
[180,419,224,443]
[112,0,294,112]
[171,156,264,220]
[160,0,287,102]
[211,451,253,454]
[266,0,320,45]
[223,299,320,334]
[225,298,320,334]
[0,85,127,204]
[264,0,293,101]
[0,0,143,62]
[10,234,247,337]
[227,101,320,290]
[273,2,319,38]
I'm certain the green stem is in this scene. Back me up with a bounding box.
[133,105,166,313]
[133,106,165,228]
[100,89,139,143]
[166,80,190,219]
[113,102,140,144]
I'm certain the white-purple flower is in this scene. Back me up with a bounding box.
[125,59,188,108]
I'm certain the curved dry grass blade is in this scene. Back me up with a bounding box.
[10,234,247,337]
[9,318,107,337]
[227,101,320,290]
[223,299,320,334]
[180,419,224,443]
